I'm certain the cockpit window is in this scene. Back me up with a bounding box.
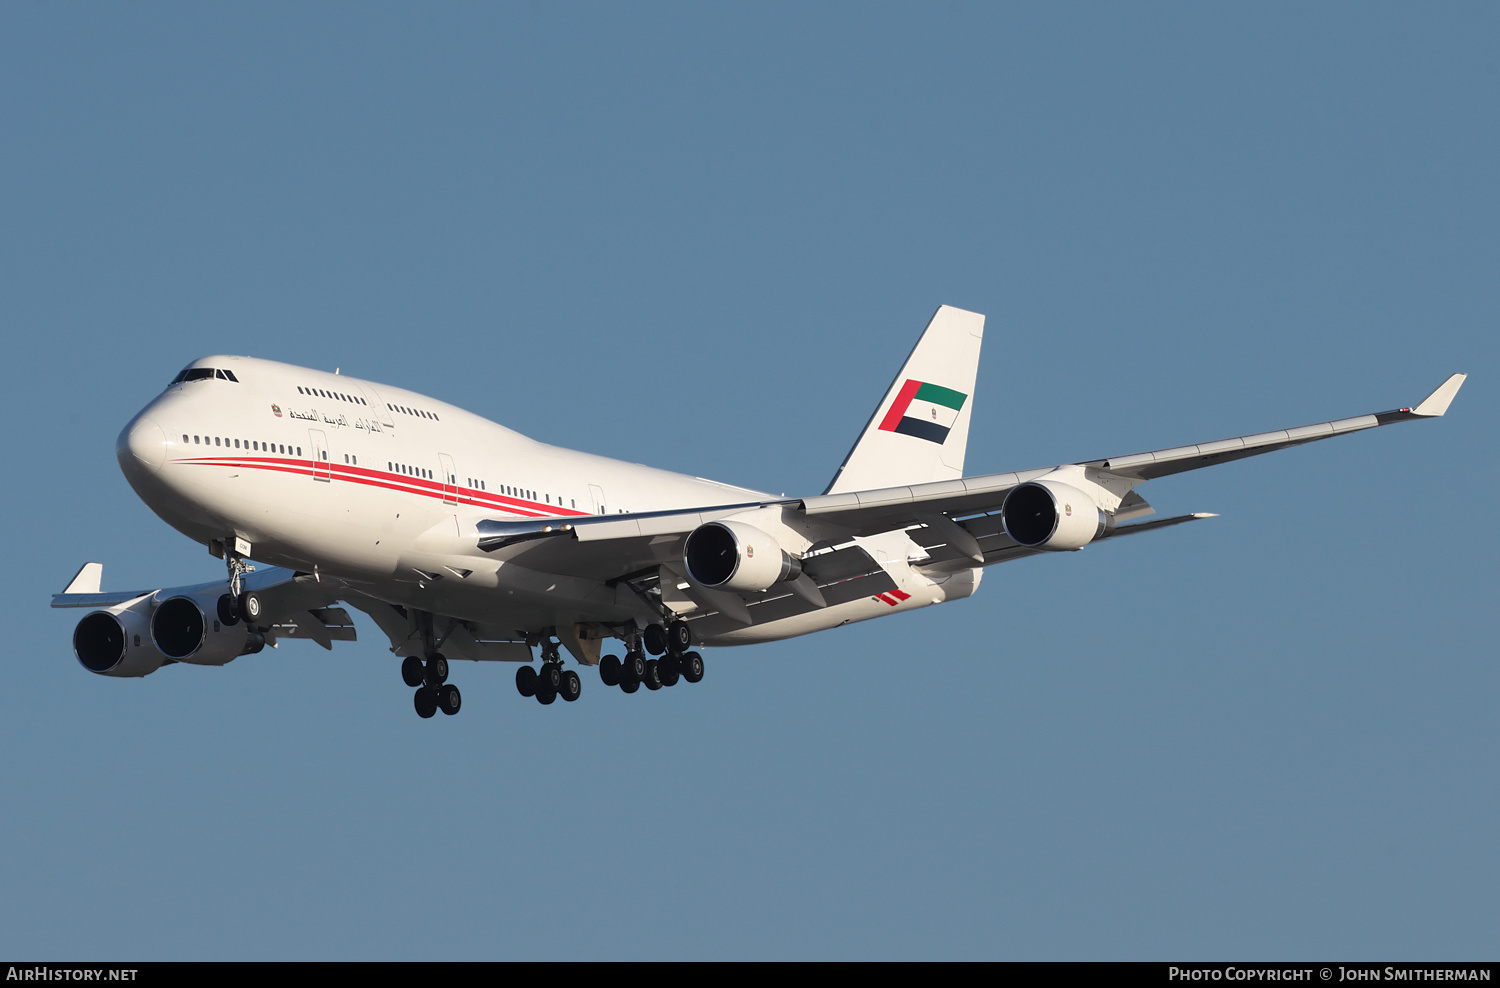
[169,366,238,386]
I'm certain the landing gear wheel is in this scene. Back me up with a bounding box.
[537,662,562,693]
[682,651,704,683]
[437,683,462,715]
[599,654,621,687]
[624,650,647,680]
[414,686,437,718]
[536,684,557,705]
[644,659,663,691]
[516,664,538,697]
[424,654,449,687]
[217,594,240,627]
[659,654,681,687]
[620,676,640,694]
[402,655,425,688]
[560,670,582,702]
[238,591,263,624]
[667,620,692,653]
[643,623,667,656]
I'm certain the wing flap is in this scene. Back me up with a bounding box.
[267,607,359,650]
[52,590,153,609]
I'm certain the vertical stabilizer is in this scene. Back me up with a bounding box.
[824,305,984,495]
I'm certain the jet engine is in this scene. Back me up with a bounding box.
[73,603,165,678]
[683,520,803,593]
[150,590,265,665]
[73,586,265,677]
[1001,481,1109,551]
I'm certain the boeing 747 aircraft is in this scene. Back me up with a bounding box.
[53,306,1466,718]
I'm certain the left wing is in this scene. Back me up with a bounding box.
[474,373,1466,580]
[801,373,1467,535]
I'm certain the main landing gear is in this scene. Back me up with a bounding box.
[404,653,462,719]
[514,638,581,706]
[599,621,703,695]
[506,622,702,706]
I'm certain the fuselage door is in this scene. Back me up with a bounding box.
[438,453,457,505]
[358,384,396,428]
[589,484,607,515]
[309,429,331,482]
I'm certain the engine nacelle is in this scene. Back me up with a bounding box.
[150,591,264,666]
[74,604,166,678]
[683,520,802,593]
[1001,481,1108,551]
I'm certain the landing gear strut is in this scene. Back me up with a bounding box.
[219,544,260,628]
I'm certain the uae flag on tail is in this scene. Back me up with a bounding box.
[877,379,968,444]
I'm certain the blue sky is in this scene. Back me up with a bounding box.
[2,3,1495,959]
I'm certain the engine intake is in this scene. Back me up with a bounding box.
[1002,481,1108,551]
[74,607,164,678]
[684,520,802,593]
[149,591,264,665]
[152,596,207,659]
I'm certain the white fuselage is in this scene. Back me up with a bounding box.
[119,355,976,649]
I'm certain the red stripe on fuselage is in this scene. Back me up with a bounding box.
[177,455,591,519]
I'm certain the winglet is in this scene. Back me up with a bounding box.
[1412,373,1467,417]
[63,562,104,595]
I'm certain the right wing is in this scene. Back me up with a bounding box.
[52,563,356,649]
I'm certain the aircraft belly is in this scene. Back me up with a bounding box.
[340,565,633,633]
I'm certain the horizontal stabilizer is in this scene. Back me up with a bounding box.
[1100,513,1218,540]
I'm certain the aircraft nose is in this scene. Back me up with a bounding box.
[119,417,167,474]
